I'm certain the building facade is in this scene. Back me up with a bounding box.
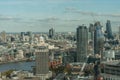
[76,25,88,62]
[35,36,50,80]
[35,47,49,74]
[94,22,104,55]
[106,20,114,39]
[49,28,55,39]
[101,61,120,80]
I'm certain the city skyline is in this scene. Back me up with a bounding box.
[0,0,120,32]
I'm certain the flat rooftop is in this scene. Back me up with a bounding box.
[102,60,120,66]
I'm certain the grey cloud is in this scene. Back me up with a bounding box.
[63,19,82,22]
[38,17,60,22]
[38,18,83,23]
[0,15,22,21]
[65,8,120,17]
[37,16,83,22]
[65,7,77,11]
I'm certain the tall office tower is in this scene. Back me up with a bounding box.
[94,22,104,55]
[49,28,55,39]
[21,32,25,37]
[89,24,95,41]
[76,25,88,62]
[106,20,114,39]
[21,32,25,41]
[119,26,120,39]
[35,36,49,80]
[89,24,95,54]
[119,26,120,34]
[26,31,32,37]
[0,31,6,42]
[26,31,33,44]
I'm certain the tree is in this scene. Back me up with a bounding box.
[1,69,14,78]
[64,64,71,75]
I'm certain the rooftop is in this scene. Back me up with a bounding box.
[103,60,120,66]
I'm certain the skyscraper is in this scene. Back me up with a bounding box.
[119,26,120,39]
[106,20,114,39]
[89,24,95,41]
[49,28,55,39]
[35,36,49,80]
[26,31,33,44]
[0,31,6,42]
[76,25,88,62]
[21,32,25,41]
[119,26,120,34]
[89,24,95,55]
[94,22,104,55]
[36,46,49,74]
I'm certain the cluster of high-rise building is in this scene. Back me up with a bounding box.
[76,21,104,63]
[76,20,120,62]
[76,20,120,80]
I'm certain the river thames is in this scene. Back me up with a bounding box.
[0,61,35,72]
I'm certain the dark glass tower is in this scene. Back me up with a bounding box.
[76,25,88,62]
[89,24,95,41]
[49,28,55,39]
[119,26,120,39]
[94,22,104,55]
[27,31,33,44]
[106,20,114,39]
[89,24,95,55]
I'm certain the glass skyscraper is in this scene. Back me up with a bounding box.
[106,20,114,39]
[76,25,88,62]
[94,22,104,55]
[49,28,55,39]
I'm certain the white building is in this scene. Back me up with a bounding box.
[16,50,24,60]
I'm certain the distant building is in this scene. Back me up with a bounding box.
[0,31,6,42]
[89,23,95,41]
[119,26,120,39]
[76,25,88,62]
[94,22,104,55]
[49,28,55,39]
[106,20,114,39]
[21,32,25,41]
[26,31,33,44]
[21,32,25,38]
[89,24,95,55]
[20,31,33,43]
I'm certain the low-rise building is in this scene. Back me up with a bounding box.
[101,60,120,80]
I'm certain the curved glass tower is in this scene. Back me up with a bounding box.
[106,20,114,39]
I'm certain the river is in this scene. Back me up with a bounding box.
[0,61,35,72]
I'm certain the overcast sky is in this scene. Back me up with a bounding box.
[0,0,120,32]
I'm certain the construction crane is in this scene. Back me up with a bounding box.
[77,56,90,79]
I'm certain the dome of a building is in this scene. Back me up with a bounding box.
[39,36,45,43]
[40,36,44,41]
